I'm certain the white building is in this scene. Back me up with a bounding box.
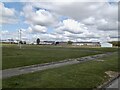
[72,42,101,47]
[100,42,112,47]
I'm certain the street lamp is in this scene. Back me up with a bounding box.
[18,29,22,49]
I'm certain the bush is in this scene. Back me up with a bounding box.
[67,41,73,44]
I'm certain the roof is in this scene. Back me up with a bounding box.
[73,42,100,44]
[44,41,55,43]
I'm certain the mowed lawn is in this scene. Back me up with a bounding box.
[3,52,118,88]
[2,44,117,69]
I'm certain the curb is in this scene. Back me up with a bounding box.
[97,74,120,89]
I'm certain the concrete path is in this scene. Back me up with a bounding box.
[2,52,115,79]
[106,76,119,89]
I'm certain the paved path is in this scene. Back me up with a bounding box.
[106,76,119,89]
[2,52,115,79]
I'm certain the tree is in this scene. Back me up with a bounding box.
[19,41,23,44]
[23,41,26,44]
[36,38,40,45]
[55,42,59,45]
[67,41,73,44]
[109,41,120,47]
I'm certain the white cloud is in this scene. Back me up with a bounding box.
[82,17,95,25]
[1,30,9,35]
[55,19,87,34]
[31,25,47,33]
[0,2,18,24]
[17,0,116,3]
[0,17,18,24]
[23,5,59,27]
[32,2,112,20]
[0,4,15,17]
[23,25,47,34]
[97,19,108,25]
[1,1,119,42]
[97,20,118,31]
[22,3,60,36]
[29,2,118,31]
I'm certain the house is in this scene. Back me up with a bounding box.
[58,42,68,45]
[1,39,14,44]
[1,39,27,44]
[100,42,112,47]
[40,41,55,45]
[72,42,101,47]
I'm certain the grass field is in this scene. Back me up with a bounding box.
[2,44,117,69]
[3,52,118,88]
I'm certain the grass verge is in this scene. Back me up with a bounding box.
[3,45,117,69]
[3,52,118,88]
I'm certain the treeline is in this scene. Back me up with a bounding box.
[109,41,120,47]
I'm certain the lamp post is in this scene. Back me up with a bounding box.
[19,29,22,49]
[18,30,19,46]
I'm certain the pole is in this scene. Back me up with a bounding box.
[18,30,19,46]
[19,29,22,49]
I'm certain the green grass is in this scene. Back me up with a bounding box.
[2,45,117,69]
[2,44,118,69]
[3,52,118,88]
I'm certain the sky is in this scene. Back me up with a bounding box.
[0,0,119,42]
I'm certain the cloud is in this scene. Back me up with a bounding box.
[1,30,19,40]
[0,17,18,24]
[23,4,59,27]
[55,19,87,34]
[0,2,18,24]
[32,2,116,20]
[1,1,118,42]
[97,20,118,31]
[0,4,15,16]
[17,0,115,3]
[21,3,60,35]
[29,2,118,31]
[82,17,95,25]
[30,25,47,33]
[1,30,9,35]
[82,18,118,31]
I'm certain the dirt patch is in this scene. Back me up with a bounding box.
[105,71,119,78]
